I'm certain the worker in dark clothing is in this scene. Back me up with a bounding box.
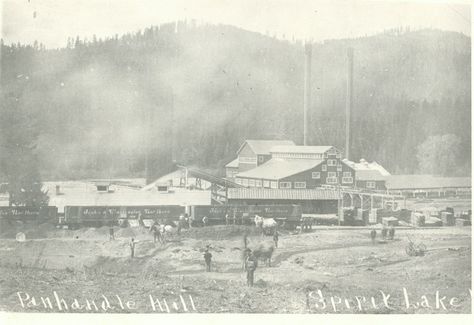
[245,250,258,287]
[109,226,115,241]
[204,248,212,272]
[370,229,377,243]
[388,226,395,240]
[273,230,279,248]
[129,238,136,259]
[243,233,249,248]
[381,227,388,240]
[151,223,161,243]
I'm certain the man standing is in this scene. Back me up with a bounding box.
[202,216,209,227]
[245,250,257,287]
[152,223,160,243]
[204,248,212,272]
[109,226,115,241]
[273,230,279,248]
[225,214,230,225]
[129,238,136,259]
[388,226,395,240]
[243,232,249,248]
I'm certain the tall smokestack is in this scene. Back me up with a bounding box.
[345,47,354,160]
[303,42,312,146]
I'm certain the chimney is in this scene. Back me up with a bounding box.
[345,47,354,160]
[303,42,312,146]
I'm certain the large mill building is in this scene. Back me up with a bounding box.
[225,140,390,191]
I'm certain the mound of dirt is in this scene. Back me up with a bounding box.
[0,221,58,239]
[182,225,262,240]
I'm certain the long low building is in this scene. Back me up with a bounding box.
[227,188,341,214]
[386,175,471,197]
[44,181,212,213]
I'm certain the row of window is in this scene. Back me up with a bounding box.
[235,177,354,188]
[321,164,344,171]
[272,153,323,159]
[311,171,352,179]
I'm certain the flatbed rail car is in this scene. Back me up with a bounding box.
[62,205,185,228]
[190,204,302,226]
[0,206,58,226]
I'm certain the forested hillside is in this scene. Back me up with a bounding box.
[0,22,471,181]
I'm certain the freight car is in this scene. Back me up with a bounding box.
[62,205,185,228]
[0,206,58,225]
[189,204,302,227]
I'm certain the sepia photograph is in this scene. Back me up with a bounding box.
[0,0,471,316]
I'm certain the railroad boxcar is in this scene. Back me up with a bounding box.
[0,206,58,225]
[190,204,302,226]
[62,205,185,228]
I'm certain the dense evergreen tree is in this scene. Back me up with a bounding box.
[0,24,470,180]
[0,91,49,206]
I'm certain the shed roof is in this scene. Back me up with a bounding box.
[43,181,211,213]
[386,175,472,190]
[237,140,295,155]
[228,188,341,200]
[235,158,322,180]
[225,158,239,168]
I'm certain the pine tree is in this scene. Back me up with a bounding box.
[0,91,49,207]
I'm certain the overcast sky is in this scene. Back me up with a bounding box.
[1,0,471,48]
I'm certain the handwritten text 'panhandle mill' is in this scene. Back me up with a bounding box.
[16,291,197,313]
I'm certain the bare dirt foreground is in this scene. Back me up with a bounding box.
[0,223,471,314]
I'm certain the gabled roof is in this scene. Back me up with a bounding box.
[270,145,335,154]
[343,159,391,176]
[225,158,239,168]
[236,140,296,155]
[236,158,323,180]
[355,170,387,181]
[343,159,390,181]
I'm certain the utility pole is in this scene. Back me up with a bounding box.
[345,47,354,160]
[303,42,312,146]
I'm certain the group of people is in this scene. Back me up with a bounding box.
[370,226,396,243]
[202,244,259,287]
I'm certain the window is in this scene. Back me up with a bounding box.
[322,165,327,171]
[235,178,242,185]
[328,172,337,178]
[326,177,338,184]
[336,153,341,159]
[343,172,351,177]
[248,179,255,187]
[263,180,270,188]
[327,159,336,166]
[239,156,257,164]
[294,182,306,189]
[270,181,278,189]
[312,172,320,179]
[258,156,264,163]
[337,165,342,171]
[279,182,291,189]
[342,177,353,184]
[367,181,376,189]
[242,179,249,186]
[256,180,263,187]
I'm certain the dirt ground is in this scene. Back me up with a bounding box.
[0,215,471,314]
